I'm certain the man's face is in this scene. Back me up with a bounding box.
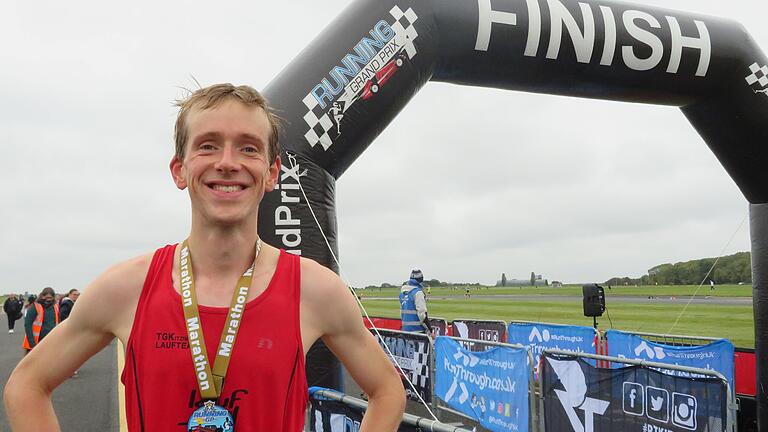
[39,293,54,305]
[170,100,280,226]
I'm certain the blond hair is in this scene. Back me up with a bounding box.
[174,83,281,164]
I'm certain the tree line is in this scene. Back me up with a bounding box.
[605,252,751,286]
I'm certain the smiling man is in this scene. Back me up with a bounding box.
[4,83,405,431]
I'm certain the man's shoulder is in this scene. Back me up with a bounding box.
[297,256,348,301]
[298,256,339,286]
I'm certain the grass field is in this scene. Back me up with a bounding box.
[358,284,755,348]
[357,284,753,298]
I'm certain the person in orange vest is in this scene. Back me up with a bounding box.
[22,287,59,354]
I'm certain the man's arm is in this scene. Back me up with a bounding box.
[414,290,427,322]
[301,260,405,432]
[4,255,149,432]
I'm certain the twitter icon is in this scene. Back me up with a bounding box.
[646,387,670,423]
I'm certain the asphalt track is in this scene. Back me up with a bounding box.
[0,313,121,431]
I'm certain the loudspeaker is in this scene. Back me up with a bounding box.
[582,284,605,317]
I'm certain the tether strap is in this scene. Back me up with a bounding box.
[179,238,261,401]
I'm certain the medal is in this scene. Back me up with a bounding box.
[180,238,262,430]
[187,400,234,432]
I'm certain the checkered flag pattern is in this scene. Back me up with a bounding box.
[302,94,335,150]
[389,6,419,59]
[302,6,420,150]
[409,339,431,389]
[745,62,768,88]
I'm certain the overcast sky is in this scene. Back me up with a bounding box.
[1,0,764,294]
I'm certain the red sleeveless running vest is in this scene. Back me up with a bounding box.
[121,245,308,431]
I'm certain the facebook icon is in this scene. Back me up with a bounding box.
[623,382,644,416]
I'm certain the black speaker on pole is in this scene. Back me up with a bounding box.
[582,284,605,317]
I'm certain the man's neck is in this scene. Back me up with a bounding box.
[187,219,260,279]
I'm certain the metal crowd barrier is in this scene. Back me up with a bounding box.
[544,348,738,432]
[368,327,536,431]
[630,330,719,347]
[433,336,537,432]
[309,387,474,432]
[358,319,737,431]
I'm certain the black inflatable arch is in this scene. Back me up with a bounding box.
[256,0,768,425]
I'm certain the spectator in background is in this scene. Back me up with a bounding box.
[22,295,36,318]
[59,289,80,321]
[23,287,59,354]
[4,294,24,334]
[400,269,431,334]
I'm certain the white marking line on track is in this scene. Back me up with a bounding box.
[117,341,128,432]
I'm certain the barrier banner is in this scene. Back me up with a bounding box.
[451,320,507,352]
[606,330,735,388]
[309,398,421,432]
[429,317,449,338]
[507,322,597,370]
[363,316,402,331]
[372,329,432,403]
[542,353,727,432]
[435,337,529,432]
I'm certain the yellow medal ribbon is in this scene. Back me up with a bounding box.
[179,238,262,401]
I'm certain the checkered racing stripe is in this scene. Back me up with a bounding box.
[745,62,768,88]
[301,5,419,150]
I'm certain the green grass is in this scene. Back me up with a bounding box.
[358,284,752,298]
[360,297,755,348]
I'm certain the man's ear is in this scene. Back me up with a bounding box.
[265,155,281,192]
[170,156,187,190]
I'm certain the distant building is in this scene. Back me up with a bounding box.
[496,277,547,287]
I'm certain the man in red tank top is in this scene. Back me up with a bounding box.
[5,84,405,431]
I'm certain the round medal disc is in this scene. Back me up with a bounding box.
[187,400,234,432]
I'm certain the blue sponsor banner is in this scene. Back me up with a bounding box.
[435,337,529,432]
[507,322,596,369]
[606,329,735,388]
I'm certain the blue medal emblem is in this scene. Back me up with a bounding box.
[187,400,234,432]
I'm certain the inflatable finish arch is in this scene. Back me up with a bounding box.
[255,0,768,424]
